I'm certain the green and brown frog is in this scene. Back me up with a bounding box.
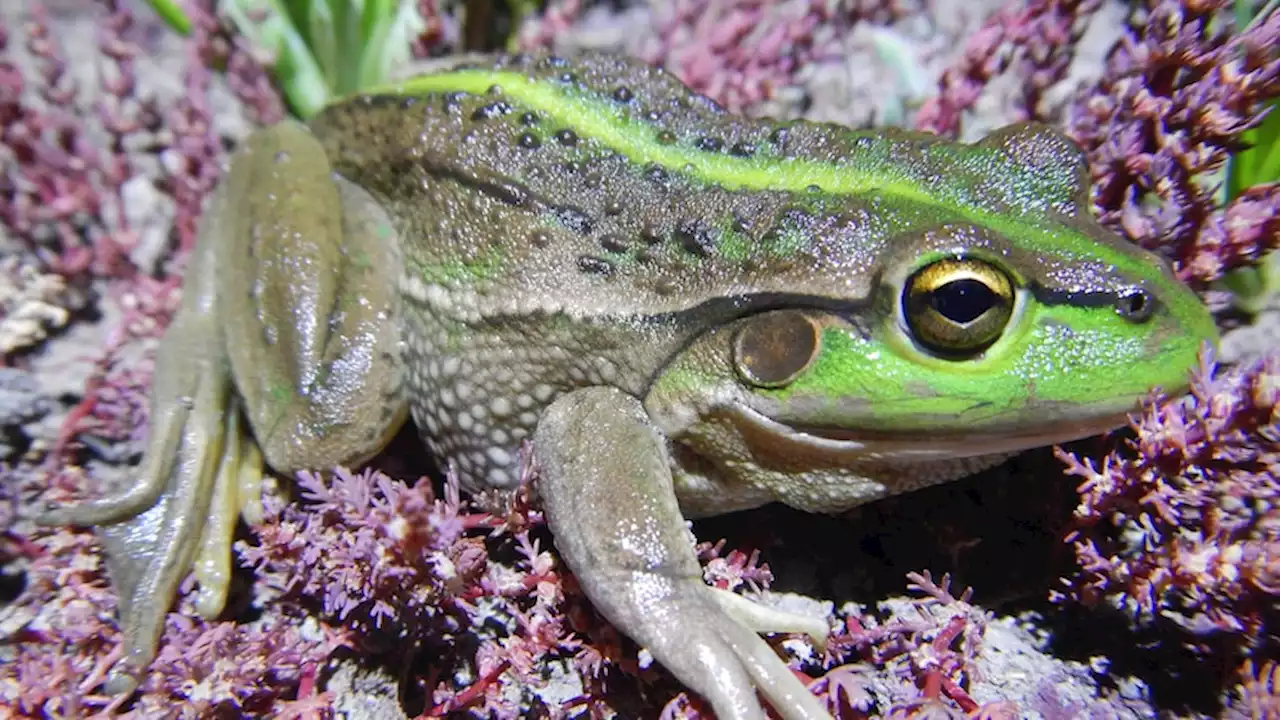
[44,51,1217,719]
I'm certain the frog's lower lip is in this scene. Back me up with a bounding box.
[730,405,1132,460]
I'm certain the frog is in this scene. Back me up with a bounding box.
[41,50,1218,719]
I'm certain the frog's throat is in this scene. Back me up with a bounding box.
[726,403,1130,460]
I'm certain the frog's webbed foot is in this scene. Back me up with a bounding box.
[37,185,265,695]
[39,319,265,694]
[533,387,833,720]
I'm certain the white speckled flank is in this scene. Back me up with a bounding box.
[397,281,669,493]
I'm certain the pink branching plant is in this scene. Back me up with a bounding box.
[823,572,996,717]
[517,0,909,113]
[1065,0,1280,286]
[0,481,351,718]
[1055,348,1279,666]
[915,0,1105,136]
[0,5,139,283]
[1225,661,1280,718]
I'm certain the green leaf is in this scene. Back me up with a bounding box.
[281,0,317,50]
[274,20,333,117]
[305,0,340,93]
[146,0,193,35]
[228,0,333,117]
[1225,0,1280,200]
[358,0,396,83]
[173,0,425,118]
[330,0,361,96]
[1228,102,1280,199]
[358,0,423,90]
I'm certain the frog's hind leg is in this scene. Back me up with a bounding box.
[37,171,249,693]
[37,121,407,695]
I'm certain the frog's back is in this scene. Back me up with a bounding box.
[307,52,900,492]
[309,51,1142,320]
[303,51,1157,493]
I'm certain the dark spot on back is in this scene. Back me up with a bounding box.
[781,207,813,227]
[553,205,594,234]
[472,102,512,121]
[481,178,531,207]
[696,137,724,152]
[577,255,614,276]
[613,86,634,103]
[675,219,714,257]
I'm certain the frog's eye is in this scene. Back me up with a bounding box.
[733,311,822,387]
[903,258,1014,357]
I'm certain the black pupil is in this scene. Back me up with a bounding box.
[1120,292,1147,314]
[931,279,996,323]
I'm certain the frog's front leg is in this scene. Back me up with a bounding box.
[40,121,408,694]
[534,387,833,720]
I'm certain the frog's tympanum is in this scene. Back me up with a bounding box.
[45,52,1217,719]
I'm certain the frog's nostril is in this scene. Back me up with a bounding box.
[1115,289,1154,323]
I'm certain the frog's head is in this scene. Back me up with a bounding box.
[644,123,1218,513]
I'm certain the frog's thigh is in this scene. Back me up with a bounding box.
[533,387,832,720]
[218,121,408,476]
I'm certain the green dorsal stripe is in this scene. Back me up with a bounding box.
[377,71,923,198]
[365,69,1177,297]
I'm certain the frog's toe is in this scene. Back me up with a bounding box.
[193,405,266,618]
[626,577,830,720]
[89,380,243,693]
[711,587,830,654]
[629,581,773,720]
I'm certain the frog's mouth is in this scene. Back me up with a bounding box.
[727,403,1132,461]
